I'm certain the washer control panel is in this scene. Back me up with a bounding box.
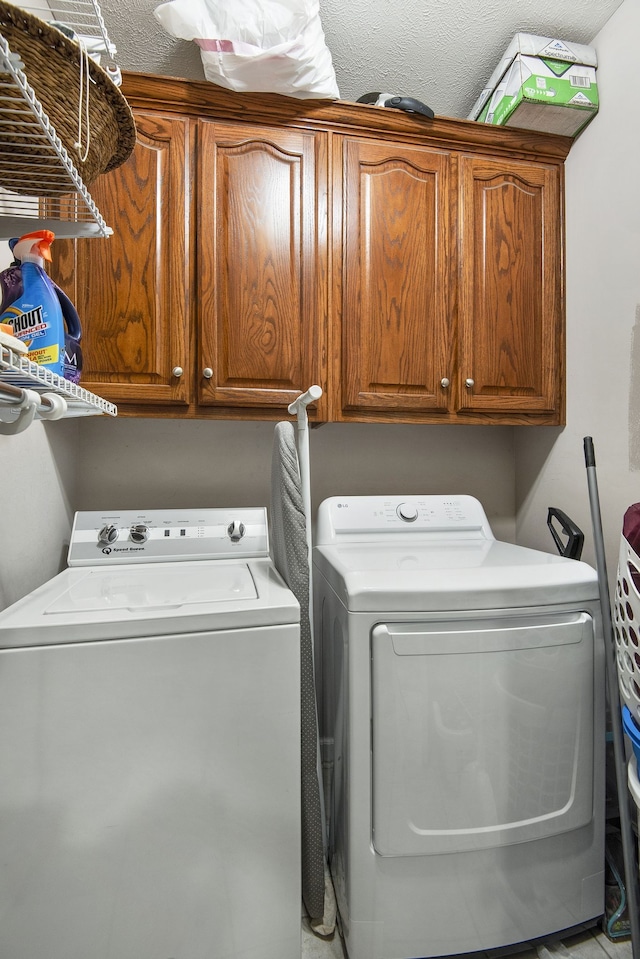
[68,508,269,566]
[315,495,495,543]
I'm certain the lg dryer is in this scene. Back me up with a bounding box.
[313,495,605,959]
[0,507,300,959]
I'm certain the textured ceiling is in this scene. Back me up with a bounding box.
[102,0,624,120]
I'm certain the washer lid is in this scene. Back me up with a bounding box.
[46,563,257,613]
[313,539,599,612]
[0,559,299,647]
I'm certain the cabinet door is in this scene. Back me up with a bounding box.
[197,121,328,416]
[53,112,192,406]
[336,137,451,419]
[458,155,563,417]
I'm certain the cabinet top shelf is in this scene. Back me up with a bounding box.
[121,71,574,164]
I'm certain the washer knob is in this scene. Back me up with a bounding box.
[129,524,149,544]
[227,520,246,543]
[98,524,119,545]
[396,503,419,522]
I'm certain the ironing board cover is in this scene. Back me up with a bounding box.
[271,421,326,921]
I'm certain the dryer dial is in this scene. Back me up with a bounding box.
[396,503,418,522]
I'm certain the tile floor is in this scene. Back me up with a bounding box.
[300,920,632,959]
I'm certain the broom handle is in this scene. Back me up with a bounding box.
[584,436,640,956]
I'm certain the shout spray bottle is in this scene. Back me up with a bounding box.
[0,230,65,377]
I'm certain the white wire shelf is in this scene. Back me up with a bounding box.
[0,0,118,239]
[16,0,117,65]
[0,344,117,417]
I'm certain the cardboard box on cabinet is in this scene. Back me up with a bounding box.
[468,33,598,137]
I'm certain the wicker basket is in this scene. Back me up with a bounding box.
[0,0,136,196]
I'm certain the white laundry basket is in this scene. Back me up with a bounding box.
[613,506,640,727]
[613,503,640,893]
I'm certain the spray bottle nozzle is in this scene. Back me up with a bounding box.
[12,230,55,264]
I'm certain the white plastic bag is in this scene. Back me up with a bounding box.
[154,0,340,100]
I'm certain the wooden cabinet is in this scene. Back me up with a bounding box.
[196,120,327,415]
[334,140,563,423]
[52,72,570,425]
[335,137,452,419]
[55,109,328,419]
[457,155,562,417]
[54,111,192,407]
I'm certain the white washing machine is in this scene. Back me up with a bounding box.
[0,507,300,959]
[313,495,605,959]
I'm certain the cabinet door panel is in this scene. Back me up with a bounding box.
[197,121,327,415]
[458,156,562,414]
[53,112,191,406]
[338,138,451,417]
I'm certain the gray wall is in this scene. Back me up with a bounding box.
[0,421,78,608]
[75,418,517,543]
[516,0,640,586]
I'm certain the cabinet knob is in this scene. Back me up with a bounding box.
[172,366,183,378]
[202,368,213,379]
[440,378,450,389]
[465,378,474,389]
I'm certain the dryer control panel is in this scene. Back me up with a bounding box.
[315,495,495,544]
[68,507,270,566]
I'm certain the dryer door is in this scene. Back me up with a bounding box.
[371,611,596,856]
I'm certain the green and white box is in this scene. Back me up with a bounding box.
[468,34,598,137]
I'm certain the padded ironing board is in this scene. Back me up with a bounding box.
[271,421,326,921]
